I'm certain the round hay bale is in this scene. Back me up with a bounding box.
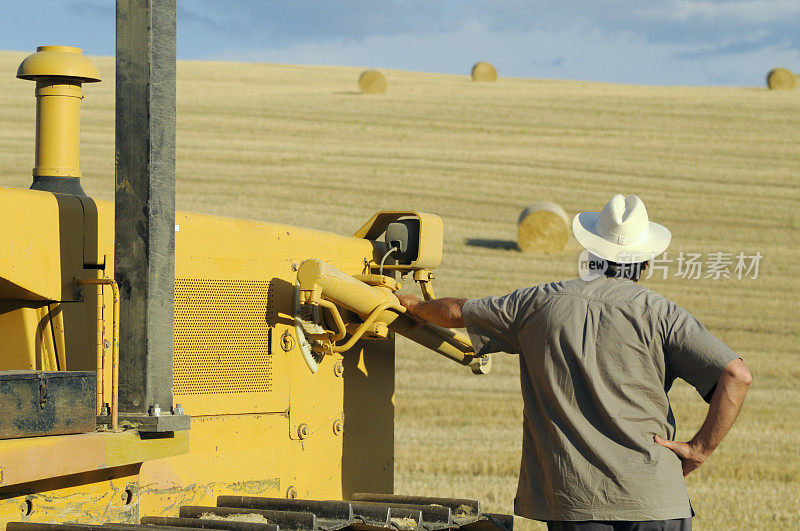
[471,61,497,82]
[358,70,387,94]
[517,202,569,254]
[766,67,796,90]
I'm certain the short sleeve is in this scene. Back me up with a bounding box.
[462,287,536,355]
[664,305,738,402]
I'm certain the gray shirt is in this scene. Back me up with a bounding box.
[462,276,737,522]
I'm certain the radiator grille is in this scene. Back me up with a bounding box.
[174,279,273,395]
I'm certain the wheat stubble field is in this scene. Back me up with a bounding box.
[0,51,798,528]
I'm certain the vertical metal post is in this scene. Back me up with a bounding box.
[115,0,186,431]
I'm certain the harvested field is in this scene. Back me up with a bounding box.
[0,51,798,530]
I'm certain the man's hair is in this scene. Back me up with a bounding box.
[604,260,648,282]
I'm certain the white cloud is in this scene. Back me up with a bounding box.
[636,0,800,24]
[209,20,799,86]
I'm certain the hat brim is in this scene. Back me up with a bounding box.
[572,212,671,263]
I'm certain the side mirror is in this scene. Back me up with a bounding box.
[354,211,443,271]
[384,219,420,265]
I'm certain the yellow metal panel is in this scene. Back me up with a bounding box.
[341,339,395,497]
[0,431,187,488]
[0,431,185,526]
[71,197,115,391]
[287,346,344,442]
[0,465,139,524]
[174,211,381,273]
[0,433,105,487]
[139,414,285,515]
[59,300,93,372]
[0,302,43,370]
[0,186,85,301]
[0,465,141,525]
[78,195,108,268]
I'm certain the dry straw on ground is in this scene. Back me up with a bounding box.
[471,61,497,82]
[517,202,570,253]
[358,70,387,94]
[766,67,796,90]
[201,512,270,523]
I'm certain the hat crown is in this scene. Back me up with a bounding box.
[572,193,671,264]
[595,194,649,246]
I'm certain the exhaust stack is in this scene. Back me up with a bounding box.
[16,45,100,195]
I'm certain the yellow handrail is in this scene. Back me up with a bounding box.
[75,278,120,431]
[317,299,347,342]
[331,301,399,353]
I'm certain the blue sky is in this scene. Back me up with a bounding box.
[1,1,798,86]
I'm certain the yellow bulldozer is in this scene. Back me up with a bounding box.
[0,2,510,530]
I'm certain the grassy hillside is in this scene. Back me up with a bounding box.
[1,51,798,529]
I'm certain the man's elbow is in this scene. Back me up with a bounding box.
[448,299,467,328]
[724,358,752,387]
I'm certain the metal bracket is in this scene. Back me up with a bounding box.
[99,412,191,433]
[413,269,436,300]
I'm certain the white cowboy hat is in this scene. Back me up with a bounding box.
[572,194,671,263]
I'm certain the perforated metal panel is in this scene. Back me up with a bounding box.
[174,279,273,396]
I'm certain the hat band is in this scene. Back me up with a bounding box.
[595,217,649,246]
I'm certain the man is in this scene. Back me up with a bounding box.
[397,194,751,530]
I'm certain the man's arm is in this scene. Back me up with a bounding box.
[655,358,751,476]
[396,294,467,328]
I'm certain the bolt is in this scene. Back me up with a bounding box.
[291,262,299,271]
[149,404,161,417]
[297,423,310,439]
[281,331,295,352]
[286,486,298,499]
[333,361,344,377]
[103,339,111,349]
[173,403,184,415]
[332,419,343,436]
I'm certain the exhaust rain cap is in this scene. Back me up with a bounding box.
[572,194,671,263]
[17,45,101,82]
